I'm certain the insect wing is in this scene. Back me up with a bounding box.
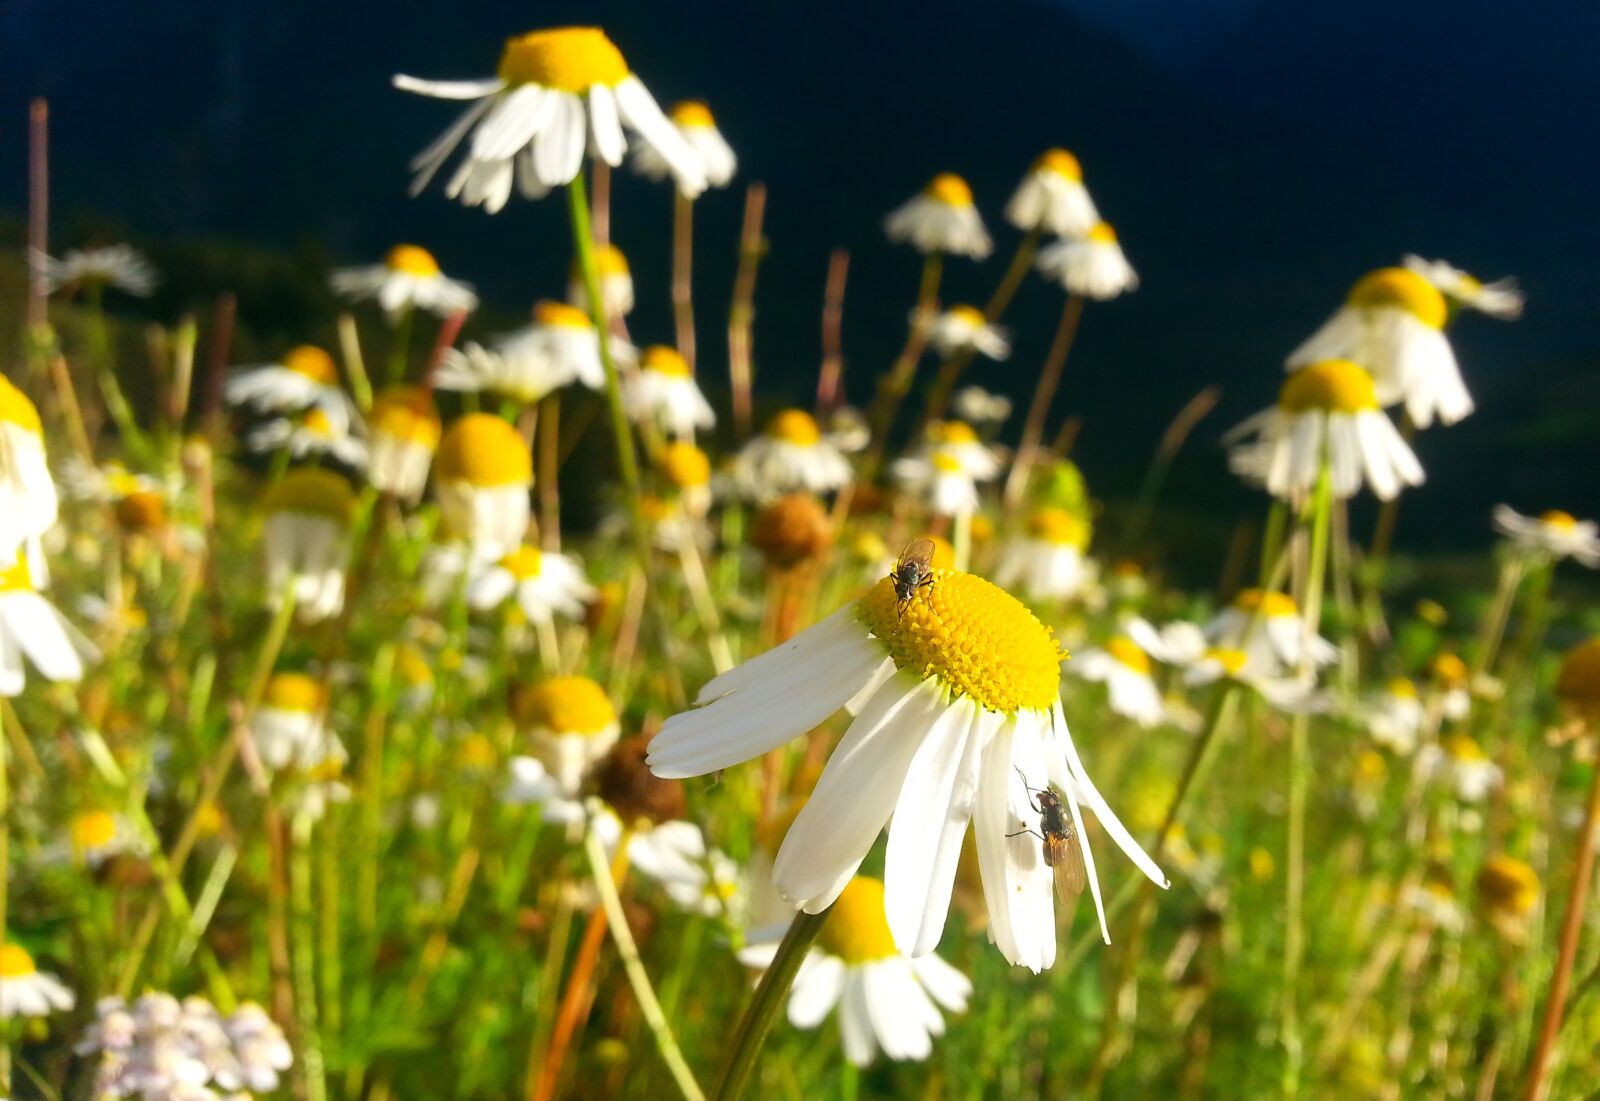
[897,538,936,574]
[1048,830,1088,923]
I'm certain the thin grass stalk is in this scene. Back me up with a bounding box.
[27,99,49,335]
[539,393,562,552]
[1002,293,1084,511]
[386,305,415,386]
[290,810,328,1101]
[727,183,767,442]
[713,906,832,1101]
[1121,386,1221,552]
[337,312,373,412]
[1,700,10,1096]
[673,191,698,371]
[861,254,943,483]
[814,249,850,416]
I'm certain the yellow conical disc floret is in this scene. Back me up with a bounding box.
[516,675,616,735]
[946,304,986,328]
[659,441,710,489]
[1234,588,1297,618]
[642,346,692,378]
[385,244,440,276]
[499,546,546,580]
[0,375,43,435]
[1278,359,1379,414]
[283,346,339,384]
[929,420,978,445]
[671,100,715,128]
[304,409,339,438]
[817,877,898,964]
[534,300,595,330]
[264,468,356,523]
[436,414,533,487]
[1389,677,1418,699]
[1556,638,1600,710]
[1443,734,1486,762]
[1106,636,1152,674]
[71,810,118,853]
[595,244,630,277]
[1432,652,1468,687]
[858,569,1065,714]
[1086,222,1118,244]
[1029,507,1088,549]
[1477,855,1539,915]
[264,672,327,714]
[371,386,442,447]
[1541,510,1578,532]
[0,554,33,594]
[1347,268,1448,329]
[498,27,630,92]
[925,173,975,208]
[931,451,964,475]
[0,943,37,978]
[767,409,821,446]
[1036,148,1083,181]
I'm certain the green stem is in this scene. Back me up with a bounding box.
[387,305,415,386]
[1,702,9,1097]
[291,811,328,1101]
[862,254,944,483]
[1472,554,1527,680]
[714,907,832,1101]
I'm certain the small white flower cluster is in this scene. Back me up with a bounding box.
[76,994,292,1101]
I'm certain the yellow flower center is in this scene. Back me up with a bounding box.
[1354,750,1387,782]
[1207,648,1249,676]
[671,100,715,128]
[457,732,497,769]
[1234,588,1297,619]
[929,420,978,445]
[370,386,442,447]
[385,244,440,277]
[1028,507,1088,549]
[1432,653,1468,687]
[1556,638,1600,707]
[499,546,545,580]
[435,413,533,487]
[595,244,630,277]
[1249,848,1276,881]
[103,464,143,498]
[1086,221,1118,244]
[767,409,821,446]
[304,408,339,439]
[1347,267,1448,330]
[857,569,1065,714]
[1443,734,1486,762]
[264,467,357,523]
[497,27,630,92]
[817,877,898,964]
[534,299,596,331]
[925,173,975,208]
[1278,359,1379,414]
[71,810,118,852]
[1035,148,1083,182]
[1477,855,1539,915]
[396,644,434,686]
[283,346,339,384]
[639,494,674,523]
[518,675,616,735]
[931,450,964,475]
[659,442,710,489]
[0,944,37,978]
[642,346,692,379]
[945,305,986,328]
[1540,510,1578,532]
[1106,636,1152,674]
[0,554,32,594]
[1415,599,1448,626]
[193,800,227,837]
[264,672,327,714]
[1388,677,1418,699]
[0,375,43,435]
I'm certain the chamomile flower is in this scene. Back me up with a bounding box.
[396,25,705,210]
[225,346,358,431]
[729,410,853,502]
[1402,873,1466,933]
[1005,149,1099,237]
[0,551,95,696]
[893,449,979,519]
[738,876,971,1065]
[251,673,342,772]
[824,407,871,454]
[1493,506,1600,567]
[503,755,582,820]
[952,386,1012,427]
[625,346,715,439]
[261,468,355,623]
[0,375,58,563]
[925,306,1010,360]
[657,441,714,517]
[1287,267,1470,427]
[1227,359,1424,502]
[649,565,1167,969]
[567,243,635,318]
[1181,647,1327,714]
[1362,677,1425,754]
[1476,855,1540,944]
[993,507,1094,603]
[0,944,75,1019]
[1430,652,1473,722]
[1402,255,1523,320]
[1070,635,1168,728]
[1417,734,1501,802]
[331,243,479,320]
[1035,222,1138,300]
[511,675,620,796]
[631,100,737,189]
[1204,588,1337,674]
[68,810,140,868]
[246,408,369,468]
[884,174,992,259]
[433,413,533,560]
[919,421,1001,480]
[367,385,441,502]
[442,302,634,402]
[467,546,596,626]
[40,244,157,296]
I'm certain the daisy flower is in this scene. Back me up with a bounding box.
[1476,855,1540,944]
[952,386,1012,427]
[0,551,95,696]
[261,468,355,623]
[1204,588,1336,675]
[649,564,1167,969]
[433,413,533,560]
[438,303,633,404]
[728,409,853,502]
[330,243,479,320]
[625,345,715,439]
[631,99,737,189]
[395,25,706,211]
[567,242,636,318]
[1417,734,1501,802]
[68,810,141,868]
[1402,255,1523,320]
[246,408,369,468]
[1070,634,1169,728]
[919,420,1000,480]
[824,406,871,455]
[511,675,621,796]
[1286,267,1469,427]
[250,672,338,771]
[0,374,58,563]
[893,449,979,519]
[1493,506,1600,567]
[738,876,971,1065]
[1362,677,1425,754]
[925,305,1010,360]
[1181,646,1327,714]
[1430,652,1473,722]
[224,345,358,431]
[40,244,157,296]
[1402,874,1466,933]
[993,507,1093,603]
[884,173,992,259]
[656,441,714,519]
[0,944,76,1019]
[468,545,596,626]
[1035,222,1138,300]
[1227,358,1424,502]
[367,385,441,502]
[1005,149,1099,237]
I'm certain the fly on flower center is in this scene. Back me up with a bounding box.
[1278,359,1379,414]
[1347,267,1448,330]
[0,943,37,978]
[857,569,1065,715]
[642,345,692,378]
[385,244,441,277]
[670,100,715,129]
[1036,148,1083,182]
[924,173,975,209]
[0,375,43,434]
[534,300,596,331]
[497,27,630,92]
[1106,636,1152,674]
[282,345,339,384]
[264,672,327,714]
[71,810,118,852]
[816,877,899,964]
[766,409,822,446]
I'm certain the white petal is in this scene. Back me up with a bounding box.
[787,954,845,1028]
[393,75,505,100]
[586,84,626,166]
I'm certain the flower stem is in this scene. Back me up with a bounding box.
[0,701,10,1097]
[862,254,943,483]
[727,184,767,443]
[387,304,415,386]
[290,810,329,1101]
[672,190,698,371]
[713,906,831,1101]
[1002,293,1085,511]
